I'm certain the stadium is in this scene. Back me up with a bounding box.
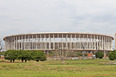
[3,32,114,52]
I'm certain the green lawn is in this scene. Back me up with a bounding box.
[0,59,116,77]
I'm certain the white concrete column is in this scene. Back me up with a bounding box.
[49,34,51,49]
[13,37,15,50]
[53,34,55,50]
[5,38,7,51]
[91,35,93,50]
[79,34,81,49]
[62,34,63,49]
[70,34,72,49]
[83,35,85,49]
[58,34,59,49]
[93,35,95,50]
[21,36,23,50]
[103,37,105,51]
[97,35,98,50]
[38,35,40,49]
[32,35,33,50]
[111,38,113,50]
[66,34,68,49]
[40,34,42,49]
[75,34,76,49]
[16,36,18,50]
[87,35,89,50]
[44,34,46,50]
[90,35,93,49]
[29,35,31,50]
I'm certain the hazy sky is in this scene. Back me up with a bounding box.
[0,0,116,38]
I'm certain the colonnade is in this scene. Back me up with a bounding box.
[4,33,113,51]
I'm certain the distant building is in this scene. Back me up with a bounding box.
[3,32,114,52]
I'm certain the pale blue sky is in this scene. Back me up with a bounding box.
[0,0,116,38]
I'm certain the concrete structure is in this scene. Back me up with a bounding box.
[3,32,114,51]
[115,34,116,50]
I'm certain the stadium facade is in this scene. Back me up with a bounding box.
[3,32,114,51]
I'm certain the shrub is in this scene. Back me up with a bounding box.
[95,51,104,59]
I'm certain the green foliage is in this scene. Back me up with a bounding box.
[95,51,104,59]
[4,50,18,62]
[4,50,47,62]
[18,50,31,62]
[109,52,115,60]
[31,50,47,62]
[108,51,116,60]
[0,52,5,55]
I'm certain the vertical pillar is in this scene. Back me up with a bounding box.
[32,35,33,50]
[13,37,15,50]
[104,37,105,51]
[97,35,98,50]
[45,34,47,50]
[5,38,7,51]
[66,34,68,49]
[93,35,95,50]
[75,34,76,49]
[115,34,116,50]
[58,34,59,49]
[23,35,26,50]
[53,34,55,50]
[83,34,85,49]
[62,34,63,49]
[40,34,41,49]
[102,36,103,50]
[29,35,31,50]
[38,35,40,49]
[108,37,109,50]
[87,35,88,50]
[49,34,51,49]
[16,36,18,50]
[79,34,81,50]
[70,34,72,50]
[36,35,37,50]
[111,38,113,50]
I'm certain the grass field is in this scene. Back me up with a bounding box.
[0,59,116,77]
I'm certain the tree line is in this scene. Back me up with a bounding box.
[4,50,47,62]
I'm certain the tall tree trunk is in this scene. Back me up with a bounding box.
[36,60,39,62]
[25,60,27,62]
[22,59,24,62]
[13,59,15,62]
[10,60,12,62]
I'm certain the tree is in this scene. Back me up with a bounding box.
[18,50,31,62]
[109,51,116,60]
[4,50,18,62]
[95,51,104,59]
[109,52,115,60]
[31,50,47,62]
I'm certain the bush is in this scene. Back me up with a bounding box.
[95,51,104,59]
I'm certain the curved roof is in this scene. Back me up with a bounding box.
[3,32,114,40]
